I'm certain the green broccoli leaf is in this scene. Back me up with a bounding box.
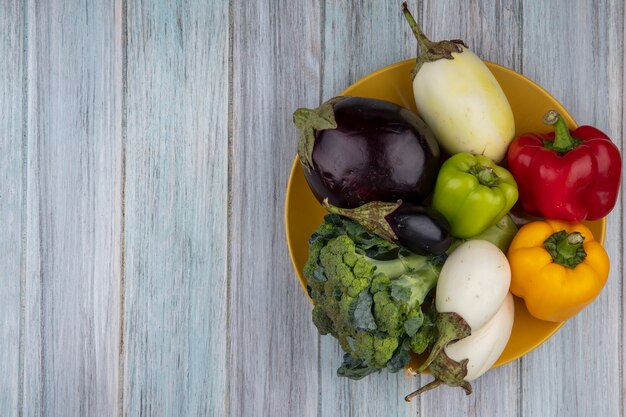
[350,290,377,331]
[403,309,425,337]
[386,344,411,373]
[337,353,381,380]
[312,305,334,335]
[311,266,327,283]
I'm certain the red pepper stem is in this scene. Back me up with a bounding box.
[543,110,578,153]
[401,2,433,53]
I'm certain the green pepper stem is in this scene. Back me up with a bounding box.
[544,230,587,269]
[401,2,433,53]
[468,165,500,187]
[543,110,580,153]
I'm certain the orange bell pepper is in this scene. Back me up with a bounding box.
[507,220,609,322]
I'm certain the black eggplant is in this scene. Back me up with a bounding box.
[323,199,453,256]
[293,96,440,208]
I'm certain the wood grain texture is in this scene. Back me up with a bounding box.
[21,0,123,416]
[521,1,624,416]
[0,1,24,415]
[228,1,322,416]
[622,4,626,416]
[122,1,229,416]
[421,0,523,71]
[1,1,624,416]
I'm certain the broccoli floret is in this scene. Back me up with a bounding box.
[409,307,437,354]
[304,214,442,379]
[351,332,397,367]
[372,290,403,336]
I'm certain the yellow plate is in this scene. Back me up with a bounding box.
[285,59,606,372]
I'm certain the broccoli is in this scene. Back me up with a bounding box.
[304,214,442,380]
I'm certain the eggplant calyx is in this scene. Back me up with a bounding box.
[323,199,401,243]
[417,312,471,372]
[401,2,467,79]
[405,352,472,401]
[293,97,343,171]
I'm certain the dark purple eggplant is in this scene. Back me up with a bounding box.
[323,199,453,256]
[293,96,440,208]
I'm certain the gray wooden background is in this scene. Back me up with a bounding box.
[1,0,624,416]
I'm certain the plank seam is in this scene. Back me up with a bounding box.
[18,0,30,415]
[226,0,234,415]
[118,0,128,415]
[317,2,325,416]
[618,4,626,417]
[33,2,46,413]
[518,0,524,74]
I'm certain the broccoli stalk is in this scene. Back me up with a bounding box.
[305,214,441,379]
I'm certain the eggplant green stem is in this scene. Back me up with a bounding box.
[544,230,587,269]
[406,352,472,399]
[401,2,466,78]
[405,380,442,401]
[401,2,433,53]
[543,110,582,153]
[417,312,471,373]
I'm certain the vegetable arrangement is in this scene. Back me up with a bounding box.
[291,1,621,401]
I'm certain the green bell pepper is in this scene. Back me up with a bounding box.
[431,153,518,238]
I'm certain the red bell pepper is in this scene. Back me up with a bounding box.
[507,111,621,222]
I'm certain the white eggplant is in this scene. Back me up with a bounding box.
[445,292,514,382]
[417,240,510,373]
[406,293,514,399]
[436,240,511,329]
[401,3,515,162]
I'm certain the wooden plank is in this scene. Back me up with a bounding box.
[22,0,123,416]
[0,1,24,415]
[415,1,522,415]
[317,2,420,416]
[521,1,623,416]
[421,0,523,71]
[228,1,322,416]
[622,4,626,416]
[122,1,229,416]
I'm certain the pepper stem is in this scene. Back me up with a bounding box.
[401,2,433,53]
[543,110,582,153]
[468,165,500,187]
[544,230,587,269]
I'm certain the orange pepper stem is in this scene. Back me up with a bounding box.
[544,230,587,268]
